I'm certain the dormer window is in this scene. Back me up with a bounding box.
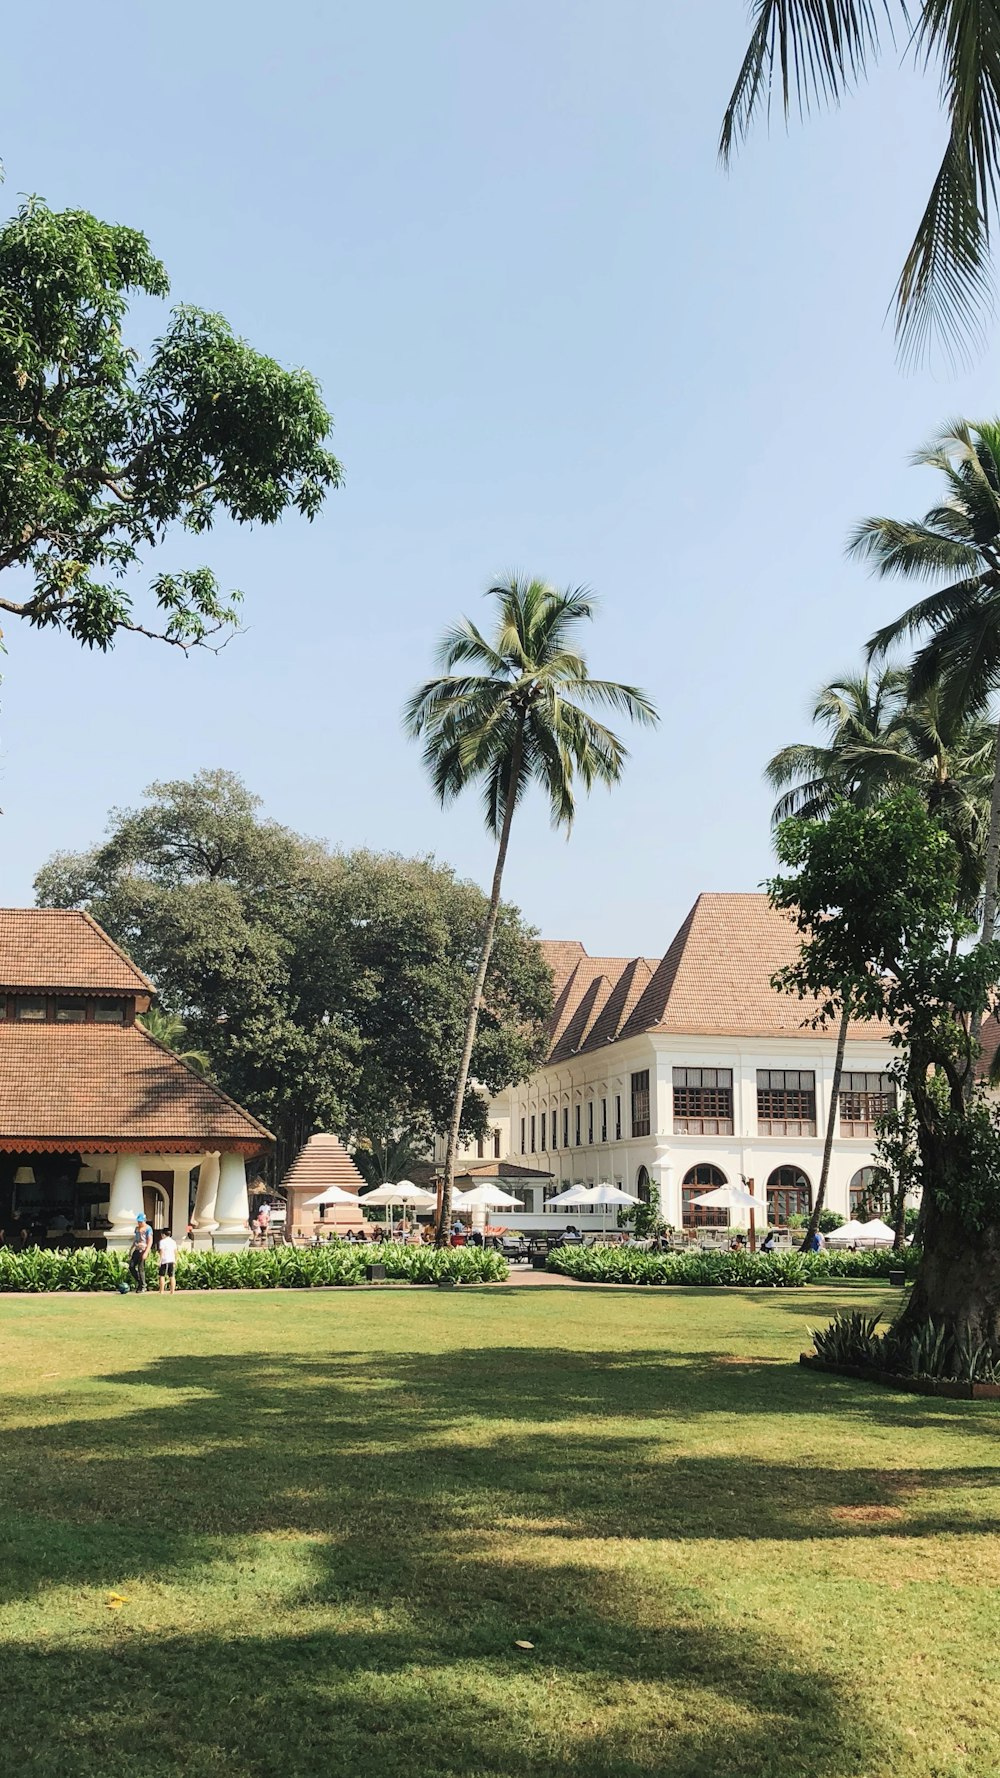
[55,998,87,1023]
[94,1000,126,1023]
[15,996,46,1021]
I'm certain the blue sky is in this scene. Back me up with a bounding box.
[2,1,996,954]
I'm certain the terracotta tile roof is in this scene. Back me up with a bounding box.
[280,1134,365,1195]
[977,1015,1000,1080]
[411,1159,554,1184]
[0,909,154,995]
[537,940,587,1000]
[539,894,893,1055]
[0,1022,272,1147]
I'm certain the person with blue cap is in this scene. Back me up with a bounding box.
[128,1213,153,1293]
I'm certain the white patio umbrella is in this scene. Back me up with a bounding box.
[690,1181,769,1251]
[451,1183,524,1241]
[304,1185,362,1207]
[545,1185,589,1214]
[451,1184,525,1211]
[358,1180,437,1236]
[575,1181,641,1236]
[826,1216,895,1248]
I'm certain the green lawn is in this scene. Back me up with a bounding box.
[3,1283,999,1778]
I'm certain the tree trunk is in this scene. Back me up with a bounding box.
[801,998,851,1251]
[896,1189,1000,1347]
[891,1173,908,1254]
[435,735,523,1248]
[969,712,1000,1059]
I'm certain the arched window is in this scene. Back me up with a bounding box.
[682,1163,728,1228]
[849,1166,887,1217]
[636,1165,651,1204]
[766,1166,811,1225]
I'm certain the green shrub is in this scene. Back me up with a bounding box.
[809,1311,1000,1382]
[0,1241,507,1292]
[545,1243,919,1288]
[818,1210,845,1233]
[809,1309,883,1365]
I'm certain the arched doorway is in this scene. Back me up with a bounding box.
[636,1165,651,1204]
[682,1163,728,1228]
[849,1166,886,1217]
[141,1176,170,1230]
[766,1166,811,1225]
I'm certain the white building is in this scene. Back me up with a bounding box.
[452,894,896,1232]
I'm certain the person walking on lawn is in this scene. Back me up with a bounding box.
[157,1230,178,1295]
[128,1214,152,1293]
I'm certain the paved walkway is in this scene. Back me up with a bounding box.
[495,1263,573,1286]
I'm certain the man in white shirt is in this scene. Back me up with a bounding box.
[158,1231,179,1295]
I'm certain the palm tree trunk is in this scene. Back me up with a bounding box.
[801,997,851,1251]
[970,712,1000,1060]
[891,1172,908,1254]
[435,732,524,1248]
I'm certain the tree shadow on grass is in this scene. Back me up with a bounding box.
[2,1350,999,1571]
[0,1551,885,1778]
[4,1342,994,1774]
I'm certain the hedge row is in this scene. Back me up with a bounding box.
[545,1244,918,1288]
[0,1242,508,1292]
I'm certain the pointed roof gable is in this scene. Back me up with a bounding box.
[0,908,155,995]
[280,1133,365,1196]
[538,894,892,1056]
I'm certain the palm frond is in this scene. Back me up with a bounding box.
[896,2,1000,363]
[546,674,660,725]
[847,516,982,579]
[867,577,985,659]
[719,0,892,164]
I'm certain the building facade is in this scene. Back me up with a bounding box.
[0,909,271,1248]
[453,894,896,1230]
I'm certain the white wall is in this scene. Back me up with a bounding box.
[496,1027,895,1226]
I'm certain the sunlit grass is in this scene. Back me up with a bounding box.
[2,1284,998,1776]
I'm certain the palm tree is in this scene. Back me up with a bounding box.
[721,7,1000,364]
[768,665,993,1247]
[405,575,658,1245]
[765,669,911,822]
[861,423,1000,988]
[139,1006,212,1076]
[766,668,910,1248]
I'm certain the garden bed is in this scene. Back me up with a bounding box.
[0,1243,508,1292]
[799,1352,1000,1400]
[546,1245,918,1289]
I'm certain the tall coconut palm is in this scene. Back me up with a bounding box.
[766,668,910,1247]
[861,423,1000,995]
[405,575,658,1245]
[721,6,1000,364]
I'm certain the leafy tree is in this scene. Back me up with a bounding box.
[0,200,340,652]
[721,5,1000,363]
[138,1007,211,1075]
[770,791,1000,1345]
[406,575,657,1245]
[766,663,993,1245]
[35,770,552,1177]
[765,668,909,1248]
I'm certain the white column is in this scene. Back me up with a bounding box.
[654,1149,677,1227]
[107,1154,144,1249]
[171,1163,193,1241]
[213,1152,250,1249]
[191,1153,220,1242]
